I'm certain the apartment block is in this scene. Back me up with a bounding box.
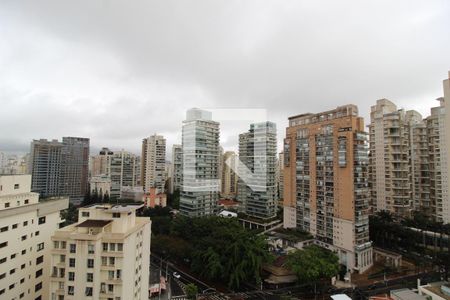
[49,204,151,300]
[90,148,114,177]
[442,71,450,224]
[0,174,68,300]
[238,122,277,220]
[170,144,182,193]
[29,137,89,204]
[180,108,220,217]
[277,152,285,201]
[221,151,238,199]
[284,105,373,273]
[141,135,166,193]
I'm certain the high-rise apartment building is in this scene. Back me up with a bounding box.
[110,150,140,199]
[49,204,151,300]
[0,174,68,299]
[29,139,64,197]
[170,144,183,193]
[141,135,166,193]
[277,152,285,201]
[221,151,238,199]
[368,100,419,217]
[180,108,220,217]
[90,147,114,177]
[284,105,373,273]
[238,122,277,219]
[29,137,89,204]
[441,71,450,223]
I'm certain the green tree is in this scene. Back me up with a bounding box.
[60,203,78,226]
[286,245,339,283]
[185,283,198,300]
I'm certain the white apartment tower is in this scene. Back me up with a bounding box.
[0,174,68,299]
[180,108,220,217]
[49,204,151,300]
[141,135,166,193]
[238,122,277,220]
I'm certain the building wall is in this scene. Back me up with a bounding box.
[443,72,450,223]
[221,151,238,199]
[141,135,166,193]
[0,175,68,300]
[171,144,183,194]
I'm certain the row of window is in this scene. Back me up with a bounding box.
[0,217,46,235]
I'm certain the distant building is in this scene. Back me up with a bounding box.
[143,187,167,208]
[238,122,277,220]
[277,152,284,201]
[180,108,220,217]
[49,204,151,300]
[120,186,144,202]
[0,174,68,300]
[442,71,450,224]
[221,151,238,199]
[170,144,182,193]
[283,105,373,273]
[90,147,114,177]
[141,134,166,193]
[89,174,111,197]
[29,137,90,204]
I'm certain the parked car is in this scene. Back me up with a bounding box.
[173,272,181,279]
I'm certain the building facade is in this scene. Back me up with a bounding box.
[0,174,68,300]
[180,108,220,217]
[29,137,89,204]
[141,135,166,193]
[283,105,373,273]
[238,122,277,220]
[90,148,114,177]
[49,204,151,300]
[170,144,183,194]
[442,72,450,224]
[221,151,238,199]
[277,152,285,201]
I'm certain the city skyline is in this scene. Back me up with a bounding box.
[1,1,450,154]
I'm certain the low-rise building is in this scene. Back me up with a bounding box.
[143,187,167,208]
[49,204,151,300]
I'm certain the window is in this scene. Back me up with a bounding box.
[36,255,44,265]
[108,284,114,292]
[68,286,74,295]
[85,287,93,296]
[35,231,40,236]
[35,282,42,292]
[61,241,66,249]
[10,268,16,274]
[102,243,108,251]
[88,244,95,254]
[12,223,18,229]
[109,243,115,251]
[37,242,44,251]
[21,264,25,269]
[68,272,75,281]
[35,269,43,278]
[58,282,64,290]
[86,273,93,282]
[0,257,6,264]
[112,212,120,218]
[21,235,27,241]
[9,283,15,290]
[5,202,10,208]
[117,243,123,251]
[69,244,76,253]
[109,257,115,266]
[24,199,29,204]
[11,253,16,259]
[108,270,114,280]
[0,273,5,279]
[0,226,7,232]
[81,212,90,217]
[38,217,46,225]
[69,258,75,267]
[0,241,7,248]
[116,269,121,279]
[14,183,19,189]
[23,221,28,226]
[53,241,59,249]
[20,278,24,283]
[60,255,66,263]
[87,259,94,268]
[21,249,26,255]
[101,256,107,266]
[0,288,4,295]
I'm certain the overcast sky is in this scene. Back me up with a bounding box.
[1,0,449,157]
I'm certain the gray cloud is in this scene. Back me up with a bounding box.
[1,0,449,156]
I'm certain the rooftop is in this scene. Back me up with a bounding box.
[76,219,112,228]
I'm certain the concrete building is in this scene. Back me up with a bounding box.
[49,204,151,300]
[143,187,167,208]
[0,174,68,300]
[171,144,183,193]
[89,175,112,198]
[221,151,238,199]
[90,147,114,177]
[277,152,285,201]
[29,137,89,204]
[180,108,220,217]
[442,71,450,224]
[141,135,166,194]
[238,122,277,220]
[283,105,373,273]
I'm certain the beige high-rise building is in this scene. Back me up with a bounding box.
[221,151,238,199]
[277,152,285,201]
[441,71,450,223]
[49,204,151,300]
[141,135,166,193]
[0,174,68,300]
[90,148,114,177]
[369,99,420,217]
[170,144,183,193]
[283,105,372,273]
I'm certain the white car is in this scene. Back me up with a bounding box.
[173,272,181,279]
